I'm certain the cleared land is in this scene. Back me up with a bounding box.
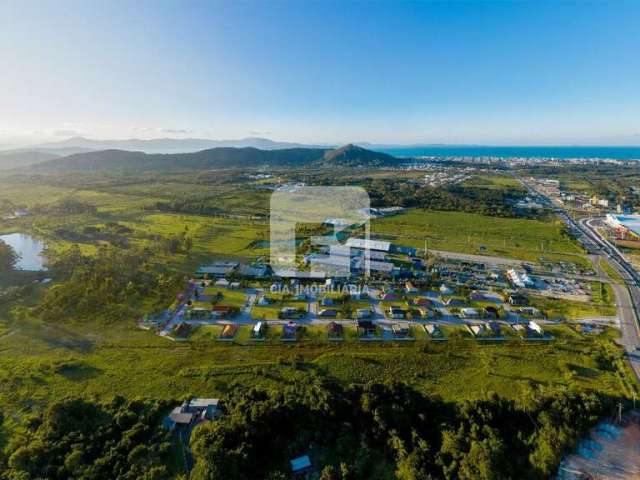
[372,209,588,266]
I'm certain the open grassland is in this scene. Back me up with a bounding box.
[121,213,269,263]
[0,318,636,417]
[372,209,587,265]
[2,177,585,269]
[529,292,617,320]
[460,173,524,190]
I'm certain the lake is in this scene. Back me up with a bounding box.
[0,233,47,271]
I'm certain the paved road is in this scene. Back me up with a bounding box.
[428,249,523,266]
[514,173,640,379]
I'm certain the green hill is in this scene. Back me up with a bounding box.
[31,144,399,172]
[321,143,397,167]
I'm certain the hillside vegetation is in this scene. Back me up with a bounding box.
[30,145,398,172]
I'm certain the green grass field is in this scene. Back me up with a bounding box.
[460,173,524,190]
[528,283,617,320]
[372,208,587,265]
[0,174,635,431]
[0,318,635,418]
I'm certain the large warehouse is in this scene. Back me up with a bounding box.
[605,214,640,240]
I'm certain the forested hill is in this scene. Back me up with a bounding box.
[30,144,399,172]
[322,143,397,167]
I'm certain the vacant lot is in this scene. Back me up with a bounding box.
[0,318,635,419]
[372,209,586,264]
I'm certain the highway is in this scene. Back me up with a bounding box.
[514,173,640,380]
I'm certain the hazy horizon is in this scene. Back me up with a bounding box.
[2,0,640,147]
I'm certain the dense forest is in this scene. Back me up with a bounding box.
[0,381,613,479]
[0,398,176,480]
[189,381,612,480]
[363,179,525,217]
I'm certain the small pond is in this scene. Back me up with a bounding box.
[0,233,47,271]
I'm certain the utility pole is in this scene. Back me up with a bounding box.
[618,401,623,423]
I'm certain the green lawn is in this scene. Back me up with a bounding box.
[201,287,248,308]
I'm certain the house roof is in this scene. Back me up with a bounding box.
[169,410,194,425]
[239,264,269,277]
[197,262,238,275]
[290,455,312,472]
[189,398,220,409]
[346,238,391,252]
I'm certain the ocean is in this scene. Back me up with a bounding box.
[375,146,640,160]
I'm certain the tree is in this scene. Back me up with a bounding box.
[0,240,17,271]
[319,465,340,480]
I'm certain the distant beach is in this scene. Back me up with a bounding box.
[375,146,640,160]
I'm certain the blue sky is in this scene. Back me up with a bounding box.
[1,0,640,146]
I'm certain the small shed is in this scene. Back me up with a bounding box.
[290,455,312,475]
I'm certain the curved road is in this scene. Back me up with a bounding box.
[515,173,640,380]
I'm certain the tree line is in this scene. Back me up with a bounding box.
[360,179,526,218]
[189,380,613,480]
[0,382,616,479]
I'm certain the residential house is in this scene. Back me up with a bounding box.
[164,398,220,431]
[388,307,406,319]
[280,307,303,319]
[357,319,376,335]
[509,294,529,306]
[257,296,272,306]
[528,321,544,335]
[327,321,343,337]
[487,321,501,336]
[439,284,454,295]
[211,305,232,318]
[424,323,443,338]
[220,324,238,339]
[252,321,266,338]
[460,307,479,318]
[413,297,433,307]
[392,323,411,338]
[282,322,299,339]
[445,298,466,307]
[404,281,418,295]
[468,324,486,337]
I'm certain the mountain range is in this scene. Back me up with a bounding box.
[18,143,399,173]
[29,136,331,153]
[0,136,339,170]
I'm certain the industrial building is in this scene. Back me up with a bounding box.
[605,214,640,241]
